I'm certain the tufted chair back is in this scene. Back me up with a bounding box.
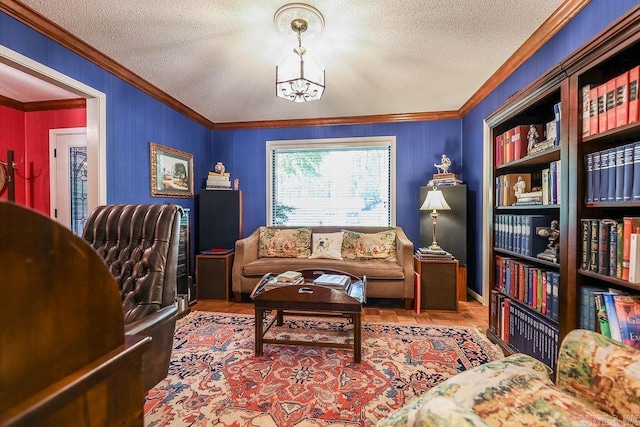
[82,203,182,390]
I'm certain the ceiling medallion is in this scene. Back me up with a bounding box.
[274,3,325,103]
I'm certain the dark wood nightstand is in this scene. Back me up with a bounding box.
[413,256,459,312]
[196,252,234,300]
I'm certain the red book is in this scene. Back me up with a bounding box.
[495,133,502,166]
[629,66,639,124]
[598,83,608,133]
[504,128,513,164]
[605,77,617,131]
[511,125,529,162]
[616,71,629,128]
[590,86,599,136]
[622,217,640,281]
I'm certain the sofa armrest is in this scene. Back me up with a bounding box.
[395,227,415,299]
[556,329,640,420]
[232,228,261,295]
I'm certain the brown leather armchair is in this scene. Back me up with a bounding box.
[82,203,182,391]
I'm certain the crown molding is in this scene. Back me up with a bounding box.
[1,0,588,129]
[458,0,591,116]
[212,110,461,131]
[0,93,85,111]
[0,93,23,110]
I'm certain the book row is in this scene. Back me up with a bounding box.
[490,291,559,370]
[585,142,640,203]
[580,217,640,282]
[494,214,555,257]
[582,66,640,138]
[578,286,640,350]
[495,162,561,207]
[495,102,561,167]
[495,255,559,322]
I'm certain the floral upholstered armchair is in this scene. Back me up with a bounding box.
[378,329,640,426]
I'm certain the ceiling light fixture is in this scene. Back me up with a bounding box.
[274,3,325,103]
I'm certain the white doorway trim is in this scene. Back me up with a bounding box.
[0,44,107,211]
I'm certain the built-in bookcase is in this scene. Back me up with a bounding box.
[486,79,566,371]
[486,4,640,368]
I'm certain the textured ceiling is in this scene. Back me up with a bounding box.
[12,0,564,123]
[0,61,78,102]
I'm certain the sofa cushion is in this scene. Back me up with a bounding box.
[258,226,311,258]
[309,232,343,260]
[242,258,404,280]
[342,229,397,261]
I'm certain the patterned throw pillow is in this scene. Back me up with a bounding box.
[341,229,397,261]
[309,232,343,260]
[258,227,311,258]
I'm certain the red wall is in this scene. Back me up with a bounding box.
[0,105,86,215]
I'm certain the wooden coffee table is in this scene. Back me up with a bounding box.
[251,269,366,363]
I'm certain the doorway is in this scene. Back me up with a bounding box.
[0,45,106,214]
[49,127,88,234]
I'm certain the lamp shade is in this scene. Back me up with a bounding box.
[276,49,325,102]
[420,189,451,211]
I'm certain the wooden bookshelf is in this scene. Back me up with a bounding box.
[485,4,640,368]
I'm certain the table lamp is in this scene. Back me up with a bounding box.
[420,185,451,254]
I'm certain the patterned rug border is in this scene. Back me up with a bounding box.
[177,310,503,360]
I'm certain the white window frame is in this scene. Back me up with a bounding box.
[266,136,396,226]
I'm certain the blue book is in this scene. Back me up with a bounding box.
[603,293,622,342]
[623,143,634,201]
[554,101,562,145]
[586,153,594,202]
[593,151,602,202]
[545,272,553,320]
[550,272,560,322]
[608,147,617,202]
[600,149,609,202]
[615,146,625,202]
[634,142,640,201]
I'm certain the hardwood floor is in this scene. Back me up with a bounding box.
[192,298,489,330]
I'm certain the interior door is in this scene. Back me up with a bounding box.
[49,127,88,234]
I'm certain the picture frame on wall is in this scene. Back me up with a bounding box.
[149,142,194,198]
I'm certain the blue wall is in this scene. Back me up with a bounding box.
[462,0,639,295]
[212,120,462,247]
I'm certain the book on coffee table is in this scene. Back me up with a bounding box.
[313,274,351,290]
[276,270,303,282]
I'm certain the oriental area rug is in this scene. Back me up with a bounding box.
[144,311,502,427]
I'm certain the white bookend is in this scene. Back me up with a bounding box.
[629,232,640,283]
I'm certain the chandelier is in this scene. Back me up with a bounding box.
[274,3,325,103]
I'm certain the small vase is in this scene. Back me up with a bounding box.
[214,162,225,174]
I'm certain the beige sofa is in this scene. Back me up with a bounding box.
[232,226,414,308]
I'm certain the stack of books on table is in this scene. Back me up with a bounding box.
[206,171,231,190]
[312,273,351,291]
[257,271,304,294]
[415,247,454,260]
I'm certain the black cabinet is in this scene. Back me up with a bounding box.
[420,184,467,265]
[198,190,243,252]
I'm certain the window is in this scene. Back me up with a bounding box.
[267,136,395,226]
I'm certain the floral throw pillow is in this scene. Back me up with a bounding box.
[309,232,343,260]
[258,227,311,258]
[341,229,397,261]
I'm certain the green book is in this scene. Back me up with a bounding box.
[595,292,611,338]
